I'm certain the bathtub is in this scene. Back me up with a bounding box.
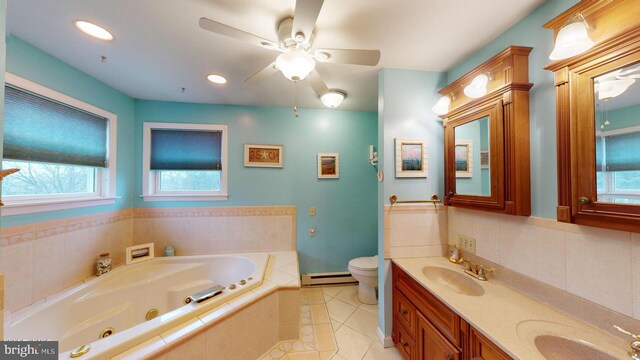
[4,253,269,359]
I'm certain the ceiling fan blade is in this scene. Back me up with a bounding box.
[292,0,324,44]
[199,17,277,49]
[306,70,329,97]
[245,62,279,85]
[315,49,381,66]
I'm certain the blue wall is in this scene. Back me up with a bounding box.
[447,0,580,218]
[134,101,378,274]
[377,68,446,338]
[2,36,136,227]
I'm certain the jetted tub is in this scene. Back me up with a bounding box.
[4,253,269,358]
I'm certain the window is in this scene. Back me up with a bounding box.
[142,122,227,201]
[596,128,640,204]
[2,73,117,215]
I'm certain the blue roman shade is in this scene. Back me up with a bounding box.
[605,131,640,171]
[150,129,222,170]
[595,135,604,171]
[3,85,108,167]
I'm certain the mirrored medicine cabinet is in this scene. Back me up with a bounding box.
[545,0,640,232]
[440,46,532,216]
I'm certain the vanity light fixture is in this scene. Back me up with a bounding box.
[74,20,114,41]
[275,48,316,81]
[206,74,227,84]
[464,74,489,99]
[321,90,346,108]
[432,95,451,115]
[549,13,594,61]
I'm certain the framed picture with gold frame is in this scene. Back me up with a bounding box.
[455,140,473,178]
[395,138,428,178]
[244,144,283,168]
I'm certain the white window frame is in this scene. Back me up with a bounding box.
[142,122,228,202]
[596,125,640,200]
[1,73,117,216]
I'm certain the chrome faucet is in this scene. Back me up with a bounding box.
[458,258,494,281]
[614,325,640,359]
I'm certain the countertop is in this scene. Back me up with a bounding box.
[392,256,630,359]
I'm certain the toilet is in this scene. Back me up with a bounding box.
[348,255,378,304]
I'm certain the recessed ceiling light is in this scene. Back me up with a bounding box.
[207,74,227,84]
[74,20,114,41]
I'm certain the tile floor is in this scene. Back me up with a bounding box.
[259,285,403,360]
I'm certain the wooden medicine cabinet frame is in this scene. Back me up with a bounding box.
[441,46,533,216]
[545,0,640,232]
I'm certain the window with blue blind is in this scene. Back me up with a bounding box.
[142,122,228,201]
[2,73,117,216]
[596,129,640,198]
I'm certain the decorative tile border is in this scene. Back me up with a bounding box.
[1,206,297,248]
[1,209,132,247]
[133,206,296,219]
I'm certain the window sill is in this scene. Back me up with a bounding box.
[1,196,118,216]
[141,194,229,202]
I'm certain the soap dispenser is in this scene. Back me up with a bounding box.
[449,245,459,263]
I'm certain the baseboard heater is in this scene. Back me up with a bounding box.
[301,272,357,286]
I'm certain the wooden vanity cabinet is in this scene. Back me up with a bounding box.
[392,263,512,360]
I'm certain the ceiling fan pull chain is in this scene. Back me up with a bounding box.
[294,80,300,117]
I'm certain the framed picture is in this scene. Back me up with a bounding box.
[455,140,473,178]
[244,144,283,168]
[480,150,489,169]
[318,153,339,179]
[395,138,428,178]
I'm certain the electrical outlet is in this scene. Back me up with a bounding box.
[458,234,476,254]
[309,207,316,216]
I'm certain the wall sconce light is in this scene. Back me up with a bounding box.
[549,13,594,61]
[432,95,451,115]
[464,74,489,99]
[321,90,346,108]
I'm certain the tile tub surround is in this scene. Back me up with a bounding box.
[384,204,448,259]
[145,285,404,360]
[393,256,632,359]
[112,251,301,360]
[0,209,133,313]
[133,206,297,256]
[448,206,640,321]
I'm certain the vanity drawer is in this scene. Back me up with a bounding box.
[394,287,416,335]
[394,264,461,347]
[394,319,416,360]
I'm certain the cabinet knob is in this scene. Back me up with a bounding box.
[578,196,590,205]
[446,356,453,360]
[401,309,408,315]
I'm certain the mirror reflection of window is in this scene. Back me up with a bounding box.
[454,116,491,196]
[594,62,640,204]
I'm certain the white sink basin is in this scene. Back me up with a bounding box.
[422,266,485,296]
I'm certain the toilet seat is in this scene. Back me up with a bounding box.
[348,255,378,271]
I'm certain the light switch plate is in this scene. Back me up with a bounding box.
[458,234,476,254]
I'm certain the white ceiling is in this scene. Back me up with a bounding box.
[6,0,545,112]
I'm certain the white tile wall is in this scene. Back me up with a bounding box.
[384,204,448,259]
[0,211,133,312]
[448,207,640,320]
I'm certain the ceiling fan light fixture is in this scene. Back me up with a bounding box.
[464,74,489,99]
[549,13,594,61]
[315,51,331,62]
[321,90,346,108]
[275,48,316,81]
[596,78,635,100]
[207,74,227,84]
[432,95,451,115]
[74,20,114,41]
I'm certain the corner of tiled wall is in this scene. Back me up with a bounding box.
[385,204,448,259]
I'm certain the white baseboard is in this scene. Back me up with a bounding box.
[376,326,394,348]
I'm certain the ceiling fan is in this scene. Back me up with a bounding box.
[199,0,381,108]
